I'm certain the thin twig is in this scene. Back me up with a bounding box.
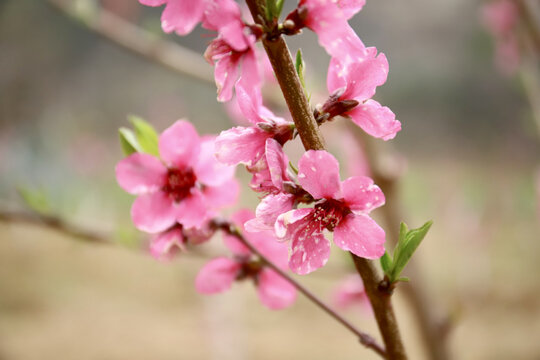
[349,124,450,360]
[245,0,407,358]
[213,220,387,358]
[0,209,109,244]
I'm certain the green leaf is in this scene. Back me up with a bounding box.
[276,0,285,17]
[289,161,299,175]
[390,221,433,281]
[265,0,277,20]
[128,115,159,156]
[380,251,393,274]
[119,127,141,156]
[18,187,50,215]
[295,49,306,91]
[397,277,410,283]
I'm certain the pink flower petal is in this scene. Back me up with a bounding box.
[194,137,236,186]
[215,52,241,102]
[338,0,366,20]
[257,269,297,309]
[131,191,176,233]
[149,227,185,260]
[235,81,263,124]
[158,120,201,169]
[204,0,249,51]
[195,257,241,294]
[327,57,348,95]
[289,232,330,275]
[265,138,290,190]
[334,213,385,259]
[214,126,270,166]
[202,178,239,209]
[274,208,313,239]
[245,193,295,232]
[115,153,166,195]
[298,150,342,200]
[175,189,210,228]
[237,50,261,99]
[348,99,401,141]
[339,53,389,101]
[161,0,205,36]
[342,176,385,213]
[139,0,166,6]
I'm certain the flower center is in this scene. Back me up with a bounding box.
[163,167,197,202]
[313,199,349,232]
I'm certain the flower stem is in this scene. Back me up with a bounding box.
[245,0,407,358]
[213,220,386,358]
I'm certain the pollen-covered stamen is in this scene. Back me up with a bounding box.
[313,199,350,231]
[163,168,197,202]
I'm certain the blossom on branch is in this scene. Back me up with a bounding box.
[275,150,385,275]
[195,210,297,310]
[324,53,401,140]
[138,0,207,36]
[116,120,238,233]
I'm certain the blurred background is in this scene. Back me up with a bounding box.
[1,0,539,359]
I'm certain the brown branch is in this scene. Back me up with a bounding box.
[245,0,407,358]
[349,125,450,360]
[213,220,386,358]
[515,0,540,54]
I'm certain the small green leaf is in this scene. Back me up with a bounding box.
[380,251,392,274]
[265,0,277,20]
[119,127,141,156]
[128,115,159,156]
[295,50,306,88]
[276,0,285,16]
[397,277,410,283]
[390,221,433,281]
[289,161,299,175]
[18,187,50,215]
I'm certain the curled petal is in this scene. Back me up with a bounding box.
[257,269,297,309]
[159,120,201,169]
[334,214,385,259]
[195,257,241,294]
[298,150,342,199]
[265,138,290,190]
[342,176,385,213]
[131,191,176,233]
[215,52,241,102]
[348,99,401,141]
[115,153,166,194]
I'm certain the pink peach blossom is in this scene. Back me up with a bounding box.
[275,150,385,275]
[116,120,238,233]
[288,0,369,62]
[215,83,293,167]
[326,54,401,140]
[138,0,207,36]
[195,210,297,310]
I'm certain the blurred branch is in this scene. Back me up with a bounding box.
[213,219,387,359]
[516,0,540,54]
[46,0,285,108]
[46,0,214,84]
[348,123,451,360]
[0,208,109,244]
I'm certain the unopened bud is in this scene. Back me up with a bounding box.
[283,19,295,30]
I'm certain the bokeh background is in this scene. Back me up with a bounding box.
[1,0,539,359]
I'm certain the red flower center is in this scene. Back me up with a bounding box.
[163,168,197,202]
[313,199,350,231]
